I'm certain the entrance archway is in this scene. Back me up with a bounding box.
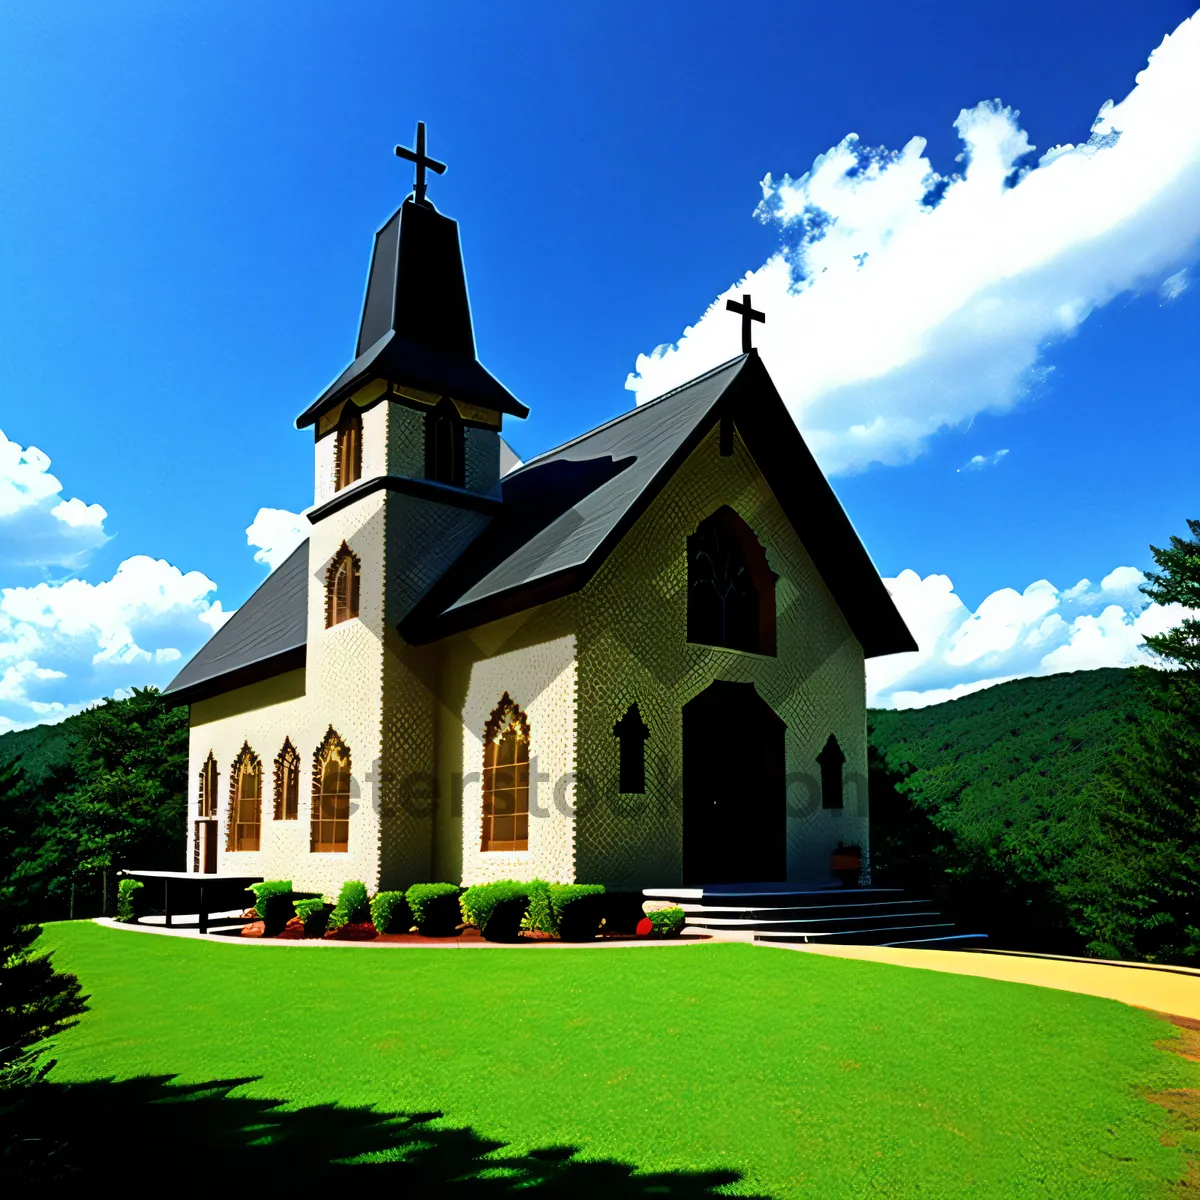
[682,680,786,884]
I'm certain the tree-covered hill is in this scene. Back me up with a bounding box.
[869,667,1149,812]
[0,689,188,921]
[868,667,1154,954]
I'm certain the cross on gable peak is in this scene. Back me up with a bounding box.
[395,120,447,207]
[726,292,766,353]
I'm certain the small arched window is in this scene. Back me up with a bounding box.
[481,693,530,852]
[818,735,845,810]
[312,727,351,853]
[198,752,218,818]
[334,403,362,492]
[687,506,777,656]
[227,743,262,852]
[274,738,300,821]
[613,703,650,794]
[325,541,361,627]
[425,398,465,488]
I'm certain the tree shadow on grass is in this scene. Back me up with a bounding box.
[2,1073,769,1197]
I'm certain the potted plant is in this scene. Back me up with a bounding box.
[831,842,862,888]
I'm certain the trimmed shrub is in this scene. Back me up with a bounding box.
[370,890,413,935]
[116,878,144,924]
[246,880,293,920]
[327,881,370,932]
[644,906,687,937]
[260,890,320,936]
[293,897,332,938]
[550,884,606,941]
[461,879,548,942]
[405,883,461,937]
[603,892,648,935]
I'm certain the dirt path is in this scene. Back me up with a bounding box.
[766,941,1200,1020]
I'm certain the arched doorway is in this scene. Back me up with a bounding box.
[682,680,786,884]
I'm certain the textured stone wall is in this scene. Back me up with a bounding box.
[572,423,868,888]
[463,426,500,495]
[386,401,425,480]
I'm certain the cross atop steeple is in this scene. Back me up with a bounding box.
[726,292,765,353]
[395,120,447,207]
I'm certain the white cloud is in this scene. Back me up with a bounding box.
[868,566,1192,708]
[958,448,1009,472]
[1161,267,1189,300]
[247,507,307,570]
[627,11,1200,474]
[0,429,110,567]
[0,555,225,726]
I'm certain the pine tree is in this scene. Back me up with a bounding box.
[0,764,88,1090]
[1074,520,1200,963]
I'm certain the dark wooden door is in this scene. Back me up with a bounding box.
[682,680,786,885]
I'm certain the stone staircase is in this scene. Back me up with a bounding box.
[643,883,988,949]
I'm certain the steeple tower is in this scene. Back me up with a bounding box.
[296,123,527,433]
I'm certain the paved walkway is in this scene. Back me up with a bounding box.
[766,940,1200,1021]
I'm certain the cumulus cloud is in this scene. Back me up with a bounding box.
[958,448,1009,472]
[0,429,110,567]
[867,564,1191,709]
[247,507,307,570]
[627,11,1200,474]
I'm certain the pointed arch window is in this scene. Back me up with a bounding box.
[274,738,301,821]
[613,703,650,794]
[481,693,530,852]
[335,403,363,492]
[198,752,218,818]
[818,735,845,810]
[227,743,262,852]
[312,727,351,853]
[425,398,465,488]
[325,541,361,627]
[687,506,777,656]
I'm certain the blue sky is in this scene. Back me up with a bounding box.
[2,0,1199,727]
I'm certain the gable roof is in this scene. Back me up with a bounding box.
[164,353,915,708]
[400,353,916,657]
[162,540,309,705]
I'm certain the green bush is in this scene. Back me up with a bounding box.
[647,906,687,937]
[260,890,319,936]
[550,884,606,941]
[293,897,332,937]
[327,880,370,932]
[461,880,548,942]
[370,890,413,934]
[405,883,461,937]
[246,880,293,919]
[116,878,144,924]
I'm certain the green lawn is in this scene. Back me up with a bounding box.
[28,922,1200,1196]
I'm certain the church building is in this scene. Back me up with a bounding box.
[163,127,916,899]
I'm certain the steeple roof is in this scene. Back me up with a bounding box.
[296,198,528,428]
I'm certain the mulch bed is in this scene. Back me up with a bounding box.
[237,921,708,945]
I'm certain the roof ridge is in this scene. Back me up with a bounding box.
[514,354,748,472]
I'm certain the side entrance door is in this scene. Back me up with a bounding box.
[682,680,786,885]
[195,820,218,874]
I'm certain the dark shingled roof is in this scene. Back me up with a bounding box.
[163,540,309,705]
[399,353,917,658]
[296,200,527,428]
[166,353,915,705]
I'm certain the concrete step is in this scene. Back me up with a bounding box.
[678,899,938,921]
[686,910,944,933]
[755,922,958,946]
[880,933,990,949]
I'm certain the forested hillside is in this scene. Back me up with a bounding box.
[0,689,188,921]
[868,667,1153,954]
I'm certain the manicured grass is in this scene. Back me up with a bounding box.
[35,922,1200,1196]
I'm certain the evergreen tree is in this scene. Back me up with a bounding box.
[0,764,88,1091]
[1073,519,1200,963]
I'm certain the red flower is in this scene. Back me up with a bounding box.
[636,917,653,936]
